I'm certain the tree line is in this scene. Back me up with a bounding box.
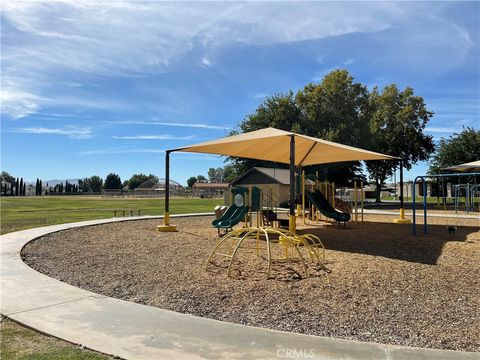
[0,172,166,196]
[1,172,26,196]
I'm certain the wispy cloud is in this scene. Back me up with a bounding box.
[11,126,94,139]
[3,1,471,119]
[107,120,231,130]
[253,93,268,99]
[80,147,164,155]
[201,57,213,67]
[111,134,195,140]
[0,89,42,119]
[425,126,462,133]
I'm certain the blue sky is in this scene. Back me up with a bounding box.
[1,1,479,185]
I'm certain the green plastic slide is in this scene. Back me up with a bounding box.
[212,205,249,229]
[306,190,350,224]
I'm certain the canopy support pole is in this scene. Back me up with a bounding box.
[394,159,411,224]
[157,150,178,232]
[289,135,296,233]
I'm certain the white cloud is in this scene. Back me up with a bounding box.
[424,127,458,133]
[0,89,42,119]
[107,120,231,130]
[80,147,164,155]
[111,134,195,140]
[1,1,474,118]
[12,126,94,139]
[253,93,268,99]
[201,57,213,67]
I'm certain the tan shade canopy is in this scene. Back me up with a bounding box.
[443,160,480,172]
[172,127,396,166]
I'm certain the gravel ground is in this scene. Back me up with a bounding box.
[22,215,480,352]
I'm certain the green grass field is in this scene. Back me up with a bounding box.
[0,196,222,234]
[0,318,111,360]
[0,195,222,359]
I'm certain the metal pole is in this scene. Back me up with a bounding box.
[423,179,428,234]
[360,181,364,222]
[412,176,417,235]
[157,150,177,231]
[399,160,404,214]
[165,150,170,225]
[354,181,358,222]
[289,135,296,233]
[302,170,305,224]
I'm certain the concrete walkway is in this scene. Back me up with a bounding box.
[363,208,480,219]
[1,215,478,360]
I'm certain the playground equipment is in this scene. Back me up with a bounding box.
[453,183,480,213]
[306,190,350,226]
[299,170,363,226]
[207,185,326,278]
[158,127,396,277]
[212,187,250,233]
[412,172,480,235]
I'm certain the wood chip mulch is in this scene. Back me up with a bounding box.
[21,215,480,352]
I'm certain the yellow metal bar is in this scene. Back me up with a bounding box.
[360,181,364,222]
[302,170,306,224]
[289,215,296,233]
[157,211,178,232]
[353,180,358,222]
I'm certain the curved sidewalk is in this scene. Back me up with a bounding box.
[1,215,477,360]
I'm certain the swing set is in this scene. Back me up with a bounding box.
[412,172,480,235]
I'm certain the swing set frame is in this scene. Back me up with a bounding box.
[412,172,480,235]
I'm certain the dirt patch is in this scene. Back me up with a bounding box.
[22,215,480,352]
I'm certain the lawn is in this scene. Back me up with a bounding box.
[0,196,221,359]
[0,318,111,360]
[0,196,221,234]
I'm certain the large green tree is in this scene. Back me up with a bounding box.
[208,167,224,183]
[127,173,156,189]
[88,176,103,192]
[0,171,15,184]
[187,176,197,188]
[222,164,237,183]
[228,70,434,190]
[295,70,372,183]
[229,70,374,185]
[365,85,435,201]
[104,173,122,189]
[429,127,480,174]
[196,175,207,183]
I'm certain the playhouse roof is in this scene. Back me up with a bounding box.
[231,167,315,186]
[172,127,396,166]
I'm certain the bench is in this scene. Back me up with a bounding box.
[113,209,142,217]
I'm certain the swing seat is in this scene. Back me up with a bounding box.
[447,226,457,234]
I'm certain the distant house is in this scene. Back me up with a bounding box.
[230,167,314,205]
